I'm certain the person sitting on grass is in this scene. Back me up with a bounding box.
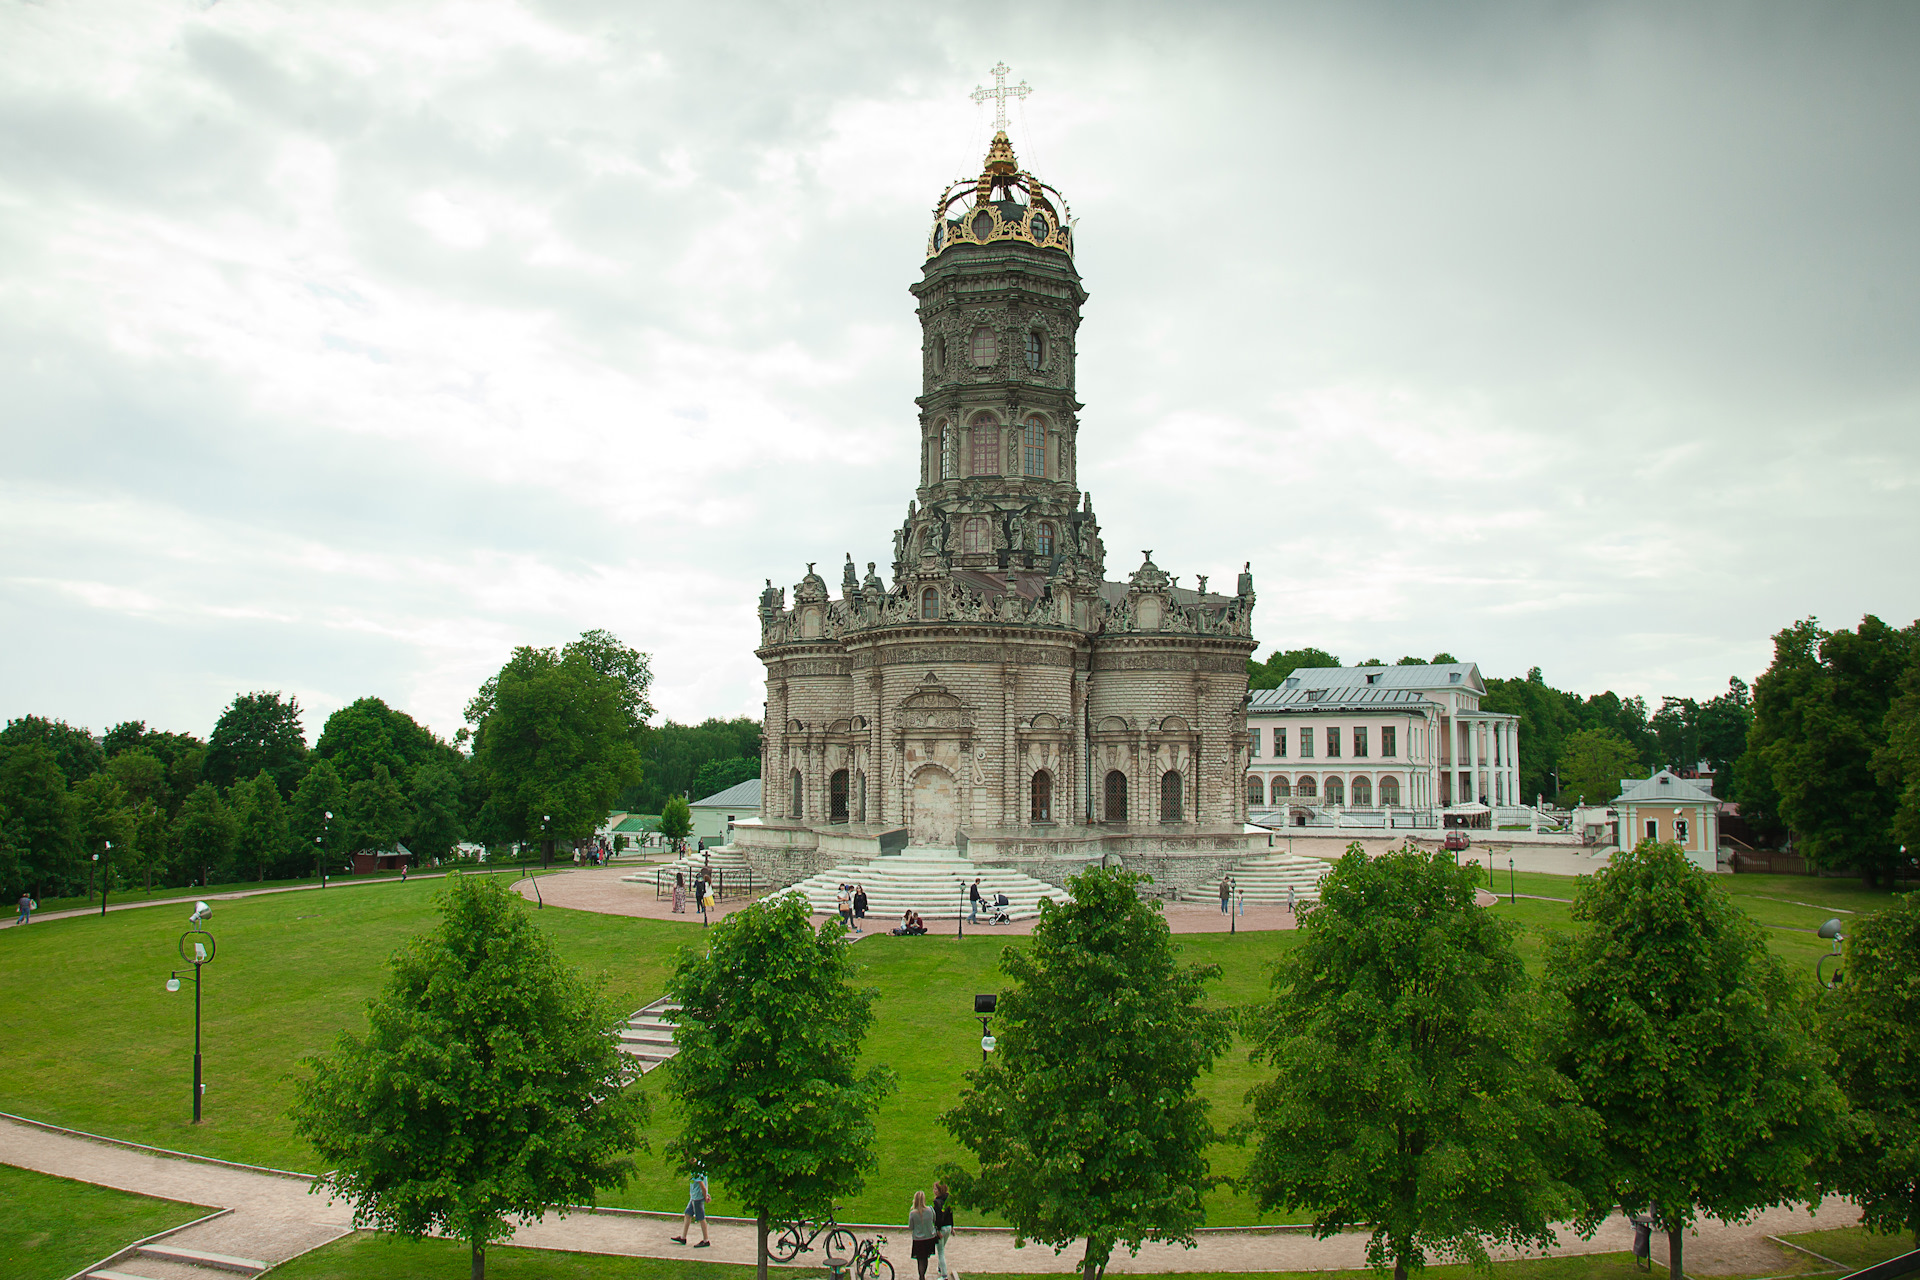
[672,1166,711,1247]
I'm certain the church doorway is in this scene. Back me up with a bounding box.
[910,766,958,846]
[1103,770,1128,823]
[1160,770,1183,822]
[829,770,850,823]
[1031,770,1052,823]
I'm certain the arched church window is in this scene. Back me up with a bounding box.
[970,327,997,366]
[829,770,849,823]
[962,517,989,553]
[1022,416,1046,477]
[1037,522,1054,556]
[1104,770,1128,823]
[1025,331,1043,371]
[970,417,1000,476]
[1161,770,1183,821]
[1247,775,1264,806]
[940,422,953,479]
[1031,770,1052,823]
[921,587,939,619]
[790,769,803,818]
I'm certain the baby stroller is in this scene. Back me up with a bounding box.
[987,892,1013,926]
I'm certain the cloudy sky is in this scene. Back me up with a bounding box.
[4,1,1917,746]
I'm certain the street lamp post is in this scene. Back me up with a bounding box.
[973,993,996,1065]
[100,841,111,918]
[165,902,216,1122]
[316,810,333,887]
[543,814,551,870]
[1509,857,1516,905]
[1816,919,1844,989]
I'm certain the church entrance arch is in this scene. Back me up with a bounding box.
[909,766,958,847]
[1104,770,1128,823]
[1031,770,1052,823]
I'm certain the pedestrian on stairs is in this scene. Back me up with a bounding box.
[853,885,869,921]
[968,878,981,924]
[672,871,686,914]
[1219,876,1232,915]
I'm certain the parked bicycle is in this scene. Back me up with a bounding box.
[771,1209,856,1263]
[850,1233,893,1280]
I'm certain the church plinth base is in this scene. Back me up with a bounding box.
[959,823,1268,900]
[730,819,910,888]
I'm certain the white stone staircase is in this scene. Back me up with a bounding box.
[621,845,755,895]
[618,996,681,1073]
[778,847,1067,923]
[1197,850,1330,905]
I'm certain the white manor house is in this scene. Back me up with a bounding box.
[1246,663,1522,828]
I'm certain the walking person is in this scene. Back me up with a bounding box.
[968,877,981,924]
[699,875,713,927]
[838,884,855,932]
[932,1181,955,1278]
[1287,882,1295,914]
[1219,875,1232,915]
[909,1190,938,1280]
[16,892,31,926]
[672,871,686,914]
[671,1166,712,1247]
[853,884,869,922]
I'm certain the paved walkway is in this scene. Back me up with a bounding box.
[0,1116,1858,1275]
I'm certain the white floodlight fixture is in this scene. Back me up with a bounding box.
[166,976,181,992]
[1817,919,1843,942]
[189,901,212,924]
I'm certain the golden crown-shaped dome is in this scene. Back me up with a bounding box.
[926,132,1073,262]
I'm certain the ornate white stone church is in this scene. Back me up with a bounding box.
[731,115,1266,896]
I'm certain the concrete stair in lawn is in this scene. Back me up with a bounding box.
[618,996,681,1072]
[622,845,754,895]
[90,1242,269,1279]
[779,847,1067,924]
[1197,850,1330,905]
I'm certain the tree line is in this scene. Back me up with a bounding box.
[0,629,699,902]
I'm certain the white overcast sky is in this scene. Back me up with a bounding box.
[4,2,1917,746]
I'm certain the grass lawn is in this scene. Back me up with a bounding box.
[23,857,577,917]
[1778,1225,1916,1270]
[0,1162,212,1280]
[262,1234,1854,1280]
[2,865,1913,1229]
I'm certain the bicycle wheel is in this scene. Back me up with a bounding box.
[824,1228,858,1260]
[860,1255,894,1280]
[772,1227,806,1262]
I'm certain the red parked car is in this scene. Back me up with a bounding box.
[1443,830,1471,852]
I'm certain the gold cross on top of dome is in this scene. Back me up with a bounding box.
[970,61,1031,134]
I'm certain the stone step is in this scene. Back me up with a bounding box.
[1199,852,1331,903]
[134,1243,269,1274]
[782,858,1067,921]
[92,1264,240,1280]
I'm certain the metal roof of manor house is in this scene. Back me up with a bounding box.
[1248,685,1435,714]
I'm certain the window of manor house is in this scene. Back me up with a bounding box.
[1382,726,1397,757]
[1326,727,1341,758]
[1353,727,1368,757]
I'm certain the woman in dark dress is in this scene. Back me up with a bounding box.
[908,1190,937,1280]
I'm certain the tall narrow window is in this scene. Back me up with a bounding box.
[970,418,1000,475]
[1382,726,1397,757]
[1247,775,1264,806]
[1353,727,1368,758]
[1248,728,1262,758]
[1160,770,1183,821]
[1031,771,1052,822]
[934,335,947,371]
[790,769,802,818]
[962,517,989,553]
[1380,776,1400,806]
[1352,776,1372,806]
[1104,770,1128,822]
[857,772,867,822]
[1326,728,1341,758]
[970,326,997,366]
[1022,416,1046,477]
[921,587,939,619]
[829,770,849,823]
[1037,522,1055,556]
[1300,730,1314,759]
[940,422,953,479]
[1277,727,1288,757]
[1025,330,1043,370]
[1325,776,1345,805]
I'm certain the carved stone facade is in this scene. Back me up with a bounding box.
[741,131,1261,893]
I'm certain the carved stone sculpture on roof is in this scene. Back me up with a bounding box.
[842,555,859,599]
[862,562,886,596]
[796,563,829,603]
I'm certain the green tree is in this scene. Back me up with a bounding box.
[104,723,207,817]
[316,697,455,788]
[467,632,650,854]
[1546,840,1846,1280]
[345,763,410,854]
[658,795,693,843]
[292,759,347,879]
[1557,727,1639,807]
[1248,647,1342,691]
[1877,659,1920,860]
[0,742,77,896]
[1243,846,1595,1280]
[1483,667,1583,805]
[0,715,104,785]
[132,799,170,891]
[232,770,295,880]
[1818,894,1920,1245]
[205,692,309,795]
[106,749,169,812]
[292,874,646,1280]
[1741,616,1917,879]
[625,717,761,814]
[172,782,239,887]
[690,754,761,803]
[940,867,1232,1280]
[69,772,133,898]
[407,762,467,864]
[664,892,896,1280]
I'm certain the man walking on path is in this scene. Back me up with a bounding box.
[15,892,30,926]
[672,1167,711,1247]
[1219,876,1232,914]
[968,878,981,924]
